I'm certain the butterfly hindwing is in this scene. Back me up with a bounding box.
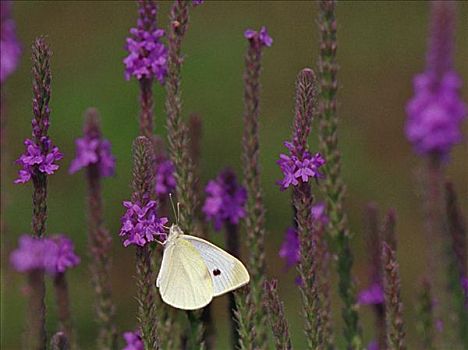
[157,237,214,310]
[182,235,250,296]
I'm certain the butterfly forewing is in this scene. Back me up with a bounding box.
[157,237,214,310]
[182,235,250,296]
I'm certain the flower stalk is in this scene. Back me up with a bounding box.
[165,1,204,347]
[131,136,160,350]
[81,109,117,350]
[382,241,406,350]
[264,280,292,350]
[317,1,362,347]
[237,26,272,350]
[53,273,73,346]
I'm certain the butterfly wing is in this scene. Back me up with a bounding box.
[157,237,214,310]
[182,235,250,296]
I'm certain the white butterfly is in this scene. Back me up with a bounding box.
[156,224,250,310]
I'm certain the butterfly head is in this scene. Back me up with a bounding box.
[168,224,184,240]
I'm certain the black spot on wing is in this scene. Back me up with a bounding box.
[213,269,221,276]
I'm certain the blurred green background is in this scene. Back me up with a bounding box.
[1,1,467,349]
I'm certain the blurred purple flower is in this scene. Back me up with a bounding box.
[69,135,115,177]
[123,1,167,83]
[366,340,379,350]
[277,141,325,191]
[202,169,247,231]
[406,72,466,157]
[51,235,80,274]
[10,234,80,275]
[122,330,144,350]
[10,235,57,274]
[192,0,204,5]
[119,200,168,247]
[311,201,329,225]
[358,282,384,305]
[244,26,273,47]
[405,2,466,157]
[462,276,468,293]
[279,227,300,268]
[15,137,63,184]
[154,156,176,199]
[0,1,21,83]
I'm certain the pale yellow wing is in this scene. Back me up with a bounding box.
[182,235,250,296]
[157,238,214,310]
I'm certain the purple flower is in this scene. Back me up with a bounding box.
[279,227,300,268]
[119,200,168,247]
[50,235,80,274]
[69,135,116,177]
[366,340,379,350]
[277,141,325,190]
[202,169,247,231]
[244,26,273,47]
[15,137,63,184]
[462,276,468,293]
[358,282,384,305]
[10,235,58,274]
[406,71,466,156]
[10,234,80,275]
[192,0,204,5]
[311,201,329,225]
[123,1,167,83]
[405,2,467,157]
[0,1,21,83]
[122,330,144,350]
[154,155,176,199]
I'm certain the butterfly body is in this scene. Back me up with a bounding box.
[156,224,250,310]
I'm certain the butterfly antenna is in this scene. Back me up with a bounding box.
[177,202,181,224]
[169,193,178,224]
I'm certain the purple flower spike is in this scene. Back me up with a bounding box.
[69,136,115,177]
[123,330,144,350]
[202,169,247,231]
[10,235,58,274]
[119,200,168,247]
[279,227,300,268]
[244,26,273,47]
[192,0,204,5]
[123,1,167,83]
[405,1,467,158]
[277,141,325,191]
[51,235,80,274]
[0,1,21,83]
[15,137,63,184]
[154,156,176,199]
[358,282,384,305]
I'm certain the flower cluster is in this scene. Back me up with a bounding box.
[279,202,329,268]
[123,1,167,83]
[279,227,299,268]
[277,141,325,191]
[122,330,144,350]
[244,26,273,47]
[10,234,80,275]
[120,200,168,247]
[154,155,176,199]
[192,0,204,5]
[51,235,81,273]
[405,71,467,157]
[0,1,21,83]
[15,137,63,184]
[202,169,247,231]
[69,135,116,177]
[357,282,384,305]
